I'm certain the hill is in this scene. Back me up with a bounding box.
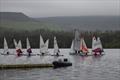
[0,12,62,31]
[35,16,120,31]
[0,12,120,31]
[0,12,31,21]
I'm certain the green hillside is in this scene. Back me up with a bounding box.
[0,21,61,31]
[1,12,120,31]
[0,12,62,31]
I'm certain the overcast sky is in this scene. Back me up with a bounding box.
[0,0,119,17]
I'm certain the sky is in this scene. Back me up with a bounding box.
[0,0,120,17]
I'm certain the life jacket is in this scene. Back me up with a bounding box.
[16,49,22,57]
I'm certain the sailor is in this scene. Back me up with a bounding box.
[85,52,88,56]
[56,49,60,56]
[41,53,45,56]
[94,52,97,56]
[6,51,9,55]
[16,49,22,57]
[27,48,32,56]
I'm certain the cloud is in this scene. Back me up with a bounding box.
[0,0,119,17]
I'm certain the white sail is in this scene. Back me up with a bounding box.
[54,37,60,54]
[70,40,75,53]
[26,38,31,49]
[92,36,97,50]
[45,39,49,50]
[97,37,103,50]
[39,35,46,53]
[3,37,9,54]
[80,38,83,50]
[17,40,22,49]
[73,30,80,51]
[26,37,32,56]
[44,39,49,53]
[13,39,17,48]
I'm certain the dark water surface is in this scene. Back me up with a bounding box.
[0,49,120,80]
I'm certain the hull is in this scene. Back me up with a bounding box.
[92,53,105,57]
[69,52,76,55]
[79,52,92,56]
[69,52,92,56]
[52,61,72,68]
[50,54,63,56]
[37,53,51,56]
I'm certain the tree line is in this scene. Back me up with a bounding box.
[0,27,120,48]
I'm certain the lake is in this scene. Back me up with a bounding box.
[0,49,120,80]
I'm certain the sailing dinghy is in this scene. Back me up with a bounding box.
[73,30,81,54]
[79,37,90,56]
[15,40,23,57]
[51,37,63,56]
[69,29,81,55]
[39,35,49,56]
[0,37,12,55]
[26,38,36,57]
[92,36,104,56]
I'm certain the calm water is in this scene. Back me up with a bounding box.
[0,49,120,80]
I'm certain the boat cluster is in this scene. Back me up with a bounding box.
[0,30,105,68]
[0,30,104,57]
[0,35,61,57]
[69,30,104,56]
